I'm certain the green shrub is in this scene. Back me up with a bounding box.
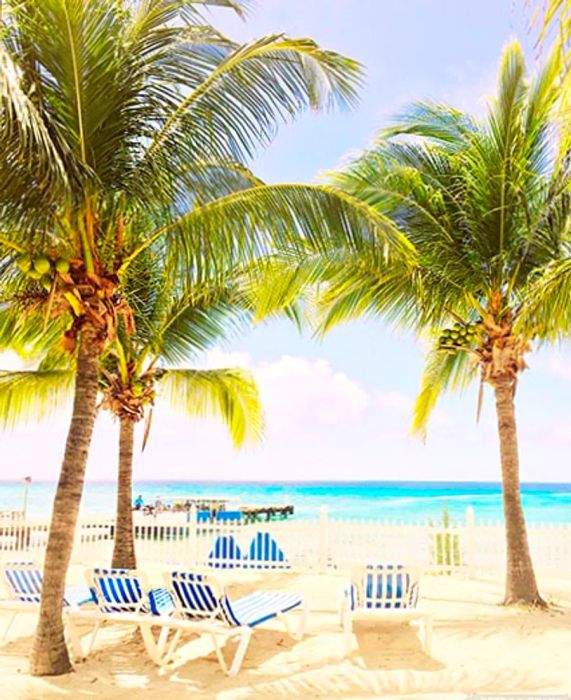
[429,507,462,573]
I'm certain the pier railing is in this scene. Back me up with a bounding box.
[0,506,570,578]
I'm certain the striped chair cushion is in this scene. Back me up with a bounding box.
[148,586,175,616]
[350,564,418,610]
[246,532,288,568]
[91,568,143,612]
[169,572,302,629]
[223,591,302,628]
[4,563,93,606]
[91,568,173,615]
[170,572,219,618]
[208,535,242,569]
[4,564,42,603]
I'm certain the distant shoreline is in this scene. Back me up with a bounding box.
[1,479,570,522]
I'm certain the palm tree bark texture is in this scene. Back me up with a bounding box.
[30,322,103,675]
[494,377,544,606]
[111,416,137,569]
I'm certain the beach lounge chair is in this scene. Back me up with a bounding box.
[163,571,308,675]
[0,562,93,641]
[66,568,176,663]
[339,564,432,654]
[246,532,290,569]
[208,534,242,568]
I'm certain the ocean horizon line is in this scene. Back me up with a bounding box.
[2,478,570,488]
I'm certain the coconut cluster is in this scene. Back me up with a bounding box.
[438,322,480,349]
[16,253,71,291]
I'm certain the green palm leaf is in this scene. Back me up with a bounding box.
[412,345,476,438]
[0,369,74,429]
[159,367,263,447]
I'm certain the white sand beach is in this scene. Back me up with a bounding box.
[1,569,570,700]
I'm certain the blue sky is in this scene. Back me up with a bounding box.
[2,0,571,484]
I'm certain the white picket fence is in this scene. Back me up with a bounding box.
[1,507,570,577]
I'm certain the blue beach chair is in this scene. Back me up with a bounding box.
[66,568,176,663]
[339,564,431,654]
[208,535,242,569]
[246,532,290,569]
[0,562,93,641]
[164,571,308,675]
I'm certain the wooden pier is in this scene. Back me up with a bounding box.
[240,505,294,523]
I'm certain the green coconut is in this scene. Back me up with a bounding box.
[40,274,53,291]
[16,253,32,273]
[33,255,51,275]
[54,257,70,274]
[27,269,42,280]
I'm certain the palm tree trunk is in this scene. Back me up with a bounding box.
[494,377,545,606]
[30,323,102,676]
[111,416,136,569]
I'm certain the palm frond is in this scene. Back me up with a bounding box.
[412,345,476,438]
[0,369,74,429]
[124,183,413,277]
[130,33,362,199]
[159,367,263,447]
[516,257,571,339]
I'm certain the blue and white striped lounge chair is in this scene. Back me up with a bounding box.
[339,565,432,654]
[163,571,308,676]
[246,532,290,569]
[208,535,242,569]
[66,568,176,663]
[0,562,93,642]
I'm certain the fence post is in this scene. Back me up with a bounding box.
[188,505,198,568]
[318,505,328,573]
[466,506,476,579]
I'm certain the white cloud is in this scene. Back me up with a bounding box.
[258,355,368,433]
[201,350,369,435]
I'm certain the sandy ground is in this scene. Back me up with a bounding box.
[0,568,570,700]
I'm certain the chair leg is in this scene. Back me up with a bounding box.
[293,599,308,641]
[84,620,103,657]
[139,622,164,665]
[209,632,229,675]
[338,589,348,627]
[422,615,433,655]
[65,616,84,661]
[342,612,353,654]
[1,612,18,642]
[156,623,172,659]
[227,627,252,677]
[162,628,183,666]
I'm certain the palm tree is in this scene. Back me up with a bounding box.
[314,41,571,606]
[102,271,263,569]
[0,271,263,570]
[0,0,407,675]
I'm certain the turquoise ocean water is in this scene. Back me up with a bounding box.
[1,480,570,523]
